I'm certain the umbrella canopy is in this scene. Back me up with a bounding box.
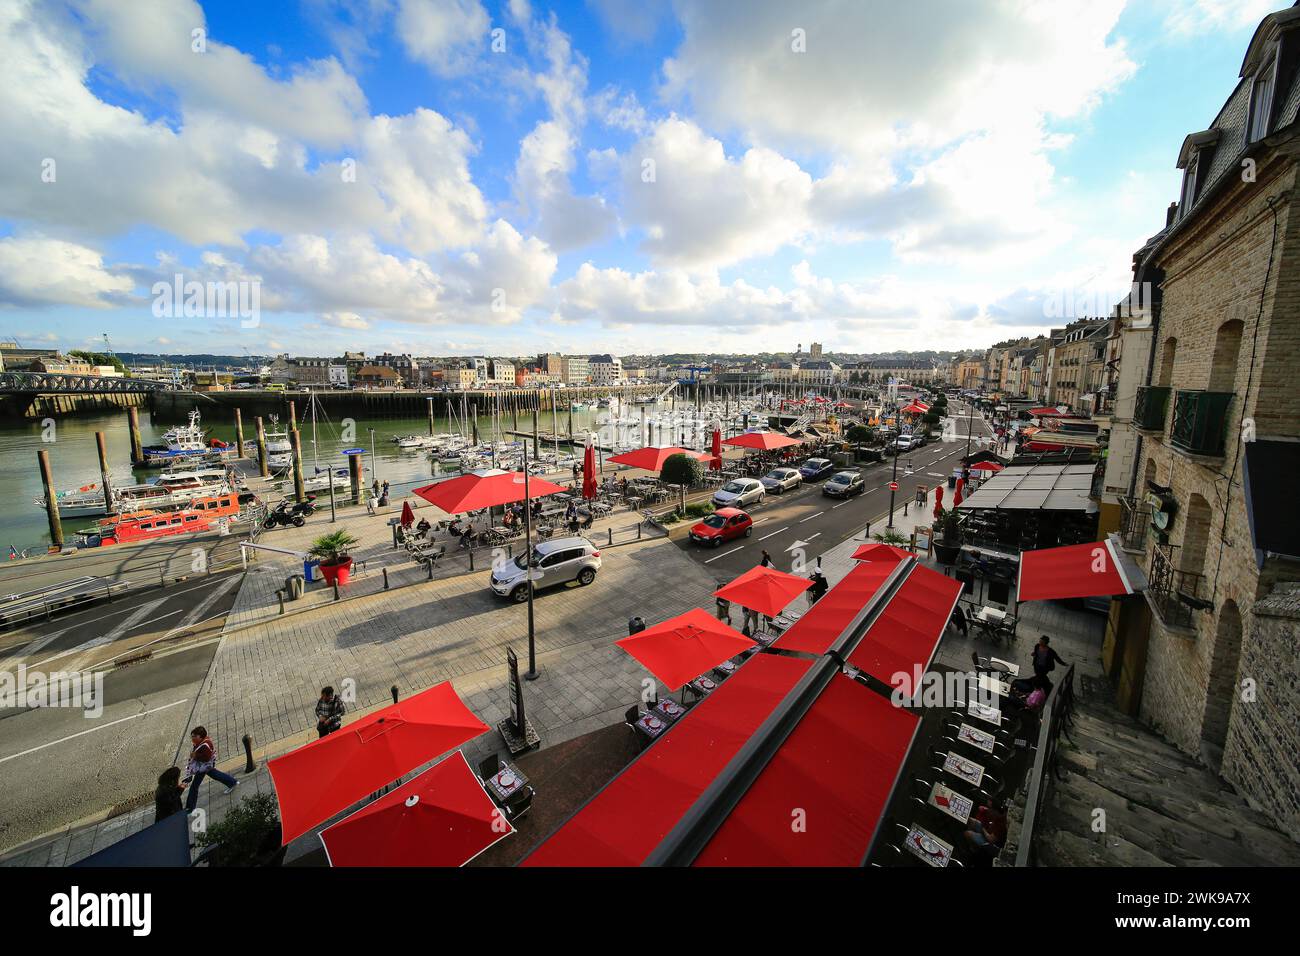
[73,811,192,868]
[850,542,912,563]
[933,485,945,519]
[953,477,965,507]
[722,432,802,451]
[268,682,489,845]
[606,446,711,472]
[319,752,512,867]
[582,433,598,500]
[713,565,813,618]
[710,427,723,471]
[412,469,567,514]
[900,402,928,415]
[969,461,1004,473]
[400,500,415,528]
[616,608,755,691]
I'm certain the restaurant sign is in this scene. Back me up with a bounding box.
[506,647,525,736]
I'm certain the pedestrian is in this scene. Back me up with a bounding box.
[949,604,969,636]
[759,550,773,568]
[371,479,380,499]
[1031,635,1067,679]
[155,766,184,823]
[572,462,580,480]
[963,796,1009,861]
[742,605,760,636]
[182,726,239,812]
[315,686,345,738]
[716,596,732,624]
[807,571,829,604]
[381,480,390,499]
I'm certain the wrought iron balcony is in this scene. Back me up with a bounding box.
[1170,390,1232,457]
[1147,544,1205,630]
[1118,497,1149,552]
[1133,385,1170,431]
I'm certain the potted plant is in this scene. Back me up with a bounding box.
[309,530,359,586]
[872,528,910,548]
[194,792,286,867]
[932,507,963,566]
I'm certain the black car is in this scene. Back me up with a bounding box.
[799,457,835,481]
[822,471,865,498]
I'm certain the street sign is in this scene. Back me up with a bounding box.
[342,447,365,455]
[889,481,898,491]
[506,647,525,737]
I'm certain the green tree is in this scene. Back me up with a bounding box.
[846,424,872,444]
[660,453,704,488]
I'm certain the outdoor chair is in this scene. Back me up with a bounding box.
[478,753,501,780]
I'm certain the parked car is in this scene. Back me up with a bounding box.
[759,467,802,494]
[910,433,928,448]
[799,457,835,481]
[891,435,917,452]
[712,477,765,509]
[823,470,865,498]
[490,536,601,603]
[688,508,754,547]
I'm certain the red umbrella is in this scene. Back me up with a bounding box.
[953,477,965,507]
[606,446,712,472]
[850,542,912,563]
[400,500,415,528]
[582,433,598,500]
[412,468,566,514]
[969,461,1003,473]
[268,682,489,845]
[722,432,802,451]
[710,426,723,471]
[319,752,511,867]
[900,402,928,415]
[713,565,812,618]
[615,608,755,691]
[933,485,945,519]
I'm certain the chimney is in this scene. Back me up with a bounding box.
[1166,202,1178,227]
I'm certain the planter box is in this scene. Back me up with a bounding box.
[319,556,354,586]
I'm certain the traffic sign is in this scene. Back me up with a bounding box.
[342,447,365,455]
[889,481,899,491]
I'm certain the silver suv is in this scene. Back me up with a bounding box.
[712,477,765,509]
[490,536,601,602]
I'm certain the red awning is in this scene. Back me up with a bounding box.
[849,542,912,563]
[522,654,813,866]
[693,676,918,866]
[268,682,489,844]
[845,563,963,685]
[318,752,511,867]
[771,560,897,655]
[722,432,802,451]
[1017,539,1136,602]
[969,461,1004,473]
[900,403,928,415]
[605,446,712,472]
[412,469,567,514]
[712,565,813,618]
[1027,407,1065,417]
[615,608,755,691]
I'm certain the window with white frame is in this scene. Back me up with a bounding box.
[1248,54,1276,142]
[1179,153,1199,216]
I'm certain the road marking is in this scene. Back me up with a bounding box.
[798,512,823,523]
[832,500,852,509]
[705,547,744,564]
[0,699,190,765]
[758,526,789,541]
[804,532,822,542]
[31,598,173,668]
[97,575,242,667]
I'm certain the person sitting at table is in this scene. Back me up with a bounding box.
[963,797,1008,862]
[415,517,431,537]
[447,517,464,538]
[531,499,544,520]
[502,509,517,530]
[1003,674,1049,718]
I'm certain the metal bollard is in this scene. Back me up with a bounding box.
[278,592,285,615]
[469,550,475,571]
[391,685,399,704]
[333,583,340,601]
[427,560,434,580]
[383,567,390,590]
[608,528,613,546]
[242,734,255,773]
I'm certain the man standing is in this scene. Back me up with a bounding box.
[315,686,346,738]
[716,596,732,624]
[759,550,773,568]
[1031,635,1067,679]
[807,571,829,605]
[742,605,760,636]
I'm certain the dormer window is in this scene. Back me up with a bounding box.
[1179,153,1199,215]
[1247,53,1277,142]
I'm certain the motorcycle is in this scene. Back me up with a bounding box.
[263,497,316,529]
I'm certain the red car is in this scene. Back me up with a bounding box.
[689,508,754,547]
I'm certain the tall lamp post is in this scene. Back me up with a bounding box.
[520,442,539,681]
[886,397,903,529]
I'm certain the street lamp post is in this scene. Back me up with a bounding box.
[521,442,538,681]
[887,397,902,528]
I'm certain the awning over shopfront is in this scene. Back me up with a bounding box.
[1017,538,1144,602]
[844,562,963,684]
[1027,407,1066,417]
[957,463,1096,512]
[770,559,899,655]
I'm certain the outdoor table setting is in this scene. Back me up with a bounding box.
[903,825,955,868]
[963,700,1005,728]
[712,658,738,678]
[634,709,670,740]
[941,751,988,789]
[750,629,779,647]
[688,674,720,699]
[653,698,688,724]
[483,759,530,805]
[955,722,997,754]
[927,781,975,825]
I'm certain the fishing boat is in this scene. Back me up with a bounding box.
[35,466,234,518]
[78,490,244,547]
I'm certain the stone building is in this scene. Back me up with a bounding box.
[1104,4,1300,833]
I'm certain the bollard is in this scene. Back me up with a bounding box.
[391,685,399,704]
[242,734,255,773]
[383,567,390,590]
[278,592,285,615]
[427,560,434,581]
[469,550,475,571]
[638,522,642,540]
[333,583,340,601]
[608,527,613,546]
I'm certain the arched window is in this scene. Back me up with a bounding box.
[1157,337,1177,387]
[1208,320,1244,393]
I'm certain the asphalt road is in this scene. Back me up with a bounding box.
[677,405,995,579]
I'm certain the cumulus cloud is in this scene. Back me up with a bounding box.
[0,236,134,308]
[395,0,490,76]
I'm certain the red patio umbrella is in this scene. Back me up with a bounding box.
[412,468,566,514]
[268,682,489,845]
[606,446,712,472]
[722,432,802,451]
[710,426,723,471]
[582,433,598,500]
[969,461,1003,473]
[713,565,812,618]
[900,402,928,415]
[615,608,755,691]
[953,477,965,507]
[400,500,415,528]
[932,485,945,519]
[850,542,912,563]
[318,752,511,867]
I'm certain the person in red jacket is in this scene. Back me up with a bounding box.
[964,797,1008,856]
[183,726,240,812]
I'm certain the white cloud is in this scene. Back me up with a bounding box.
[395,0,490,77]
[1163,0,1279,36]
[0,236,134,308]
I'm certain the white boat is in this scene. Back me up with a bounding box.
[36,466,233,518]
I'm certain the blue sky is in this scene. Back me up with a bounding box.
[0,0,1286,359]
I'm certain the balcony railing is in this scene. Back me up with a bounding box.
[1118,497,1149,552]
[1133,385,1170,431]
[1170,390,1233,457]
[1147,544,1205,630]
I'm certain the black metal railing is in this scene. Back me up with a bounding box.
[1015,664,1076,866]
[1147,544,1204,629]
[1170,390,1232,457]
[1133,385,1171,431]
[1117,497,1149,552]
